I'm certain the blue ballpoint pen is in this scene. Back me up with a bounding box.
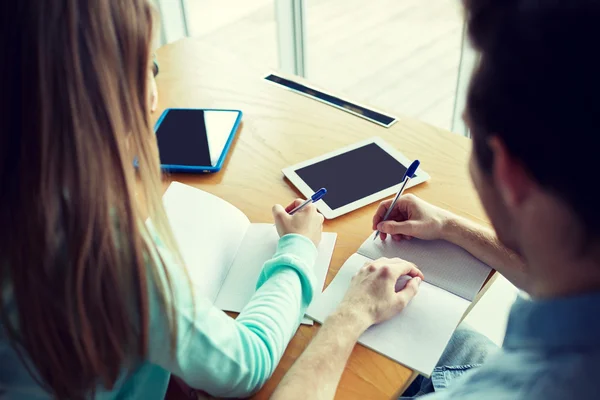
[289,188,328,215]
[373,160,420,240]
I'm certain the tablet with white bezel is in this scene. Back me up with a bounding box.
[282,137,430,219]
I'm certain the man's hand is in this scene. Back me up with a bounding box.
[373,194,529,289]
[271,257,424,400]
[336,257,424,328]
[372,194,453,241]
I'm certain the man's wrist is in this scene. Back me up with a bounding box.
[326,305,373,339]
[440,213,469,244]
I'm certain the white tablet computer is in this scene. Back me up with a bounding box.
[282,137,430,219]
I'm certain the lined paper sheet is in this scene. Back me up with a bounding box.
[306,253,470,376]
[359,236,491,301]
[163,182,250,302]
[215,224,337,319]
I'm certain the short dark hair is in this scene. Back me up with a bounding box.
[464,0,600,238]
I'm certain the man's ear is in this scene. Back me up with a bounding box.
[488,136,532,207]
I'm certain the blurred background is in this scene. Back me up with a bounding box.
[153,0,475,135]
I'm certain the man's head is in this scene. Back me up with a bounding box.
[464,1,600,278]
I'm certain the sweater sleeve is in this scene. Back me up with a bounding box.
[147,234,317,398]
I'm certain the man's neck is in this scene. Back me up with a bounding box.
[527,255,600,299]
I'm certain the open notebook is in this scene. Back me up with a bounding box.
[160,182,337,325]
[307,234,491,376]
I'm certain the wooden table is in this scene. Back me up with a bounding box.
[156,38,490,400]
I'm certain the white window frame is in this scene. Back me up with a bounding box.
[275,0,307,76]
[153,0,190,46]
[156,0,306,76]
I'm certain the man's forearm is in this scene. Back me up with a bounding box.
[442,215,528,288]
[271,310,370,400]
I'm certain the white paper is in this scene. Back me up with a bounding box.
[215,223,337,325]
[162,182,250,302]
[163,183,337,325]
[359,236,491,301]
[307,253,471,377]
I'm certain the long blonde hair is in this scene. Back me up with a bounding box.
[0,0,181,397]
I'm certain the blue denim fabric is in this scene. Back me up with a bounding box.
[403,292,600,399]
[400,323,497,398]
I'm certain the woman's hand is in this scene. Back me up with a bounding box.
[372,194,454,241]
[336,257,424,327]
[273,199,324,247]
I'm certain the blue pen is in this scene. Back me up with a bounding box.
[289,188,328,215]
[373,160,420,240]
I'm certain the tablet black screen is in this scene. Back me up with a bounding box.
[156,109,212,166]
[294,143,408,210]
[155,109,240,167]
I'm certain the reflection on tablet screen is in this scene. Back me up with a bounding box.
[294,143,408,210]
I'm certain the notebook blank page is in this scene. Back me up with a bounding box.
[306,253,470,376]
[162,182,250,302]
[215,224,337,323]
[359,237,491,301]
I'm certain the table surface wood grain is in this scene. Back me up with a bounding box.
[156,38,490,400]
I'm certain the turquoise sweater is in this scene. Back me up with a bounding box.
[0,234,317,398]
